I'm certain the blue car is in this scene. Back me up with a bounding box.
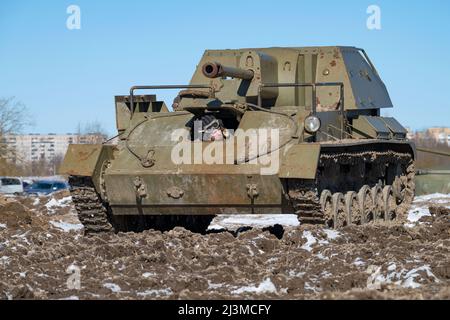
[25,180,69,195]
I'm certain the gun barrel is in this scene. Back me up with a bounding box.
[202,62,254,80]
[417,169,450,176]
[417,147,450,157]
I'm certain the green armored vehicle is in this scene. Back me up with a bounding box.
[60,46,415,233]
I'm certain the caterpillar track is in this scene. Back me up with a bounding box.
[69,176,114,235]
[289,148,415,228]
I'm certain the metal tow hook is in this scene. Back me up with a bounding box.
[134,177,148,199]
[141,149,156,168]
[246,184,259,200]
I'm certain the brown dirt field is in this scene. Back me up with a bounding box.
[0,192,449,300]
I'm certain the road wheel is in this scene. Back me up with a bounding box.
[345,191,359,225]
[332,193,346,229]
[382,186,396,221]
[371,185,384,221]
[358,185,373,224]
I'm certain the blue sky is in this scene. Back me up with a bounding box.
[0,0,449,135]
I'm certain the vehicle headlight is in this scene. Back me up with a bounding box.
[304,115,321,134]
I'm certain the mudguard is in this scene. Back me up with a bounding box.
[278,143,321,179]
[59,144,115,192]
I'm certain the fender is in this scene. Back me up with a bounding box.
[278,143,321,180]
[59,144,115,193]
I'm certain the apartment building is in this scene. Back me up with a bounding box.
[425,128,450,145]
[1,133,105,164]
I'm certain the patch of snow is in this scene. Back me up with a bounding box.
[407,207,431,223]
[403,265,440,289]
[304,282,319,293]
[208,224,225,231]
[366,264,439,290]
[231,278,277,295]
[103,283,122,293]
[32,198,40,206]
[316,253,329,260]
[45,196,72,212]
[280,288,289,294]
[354,258,365,267]
[36,273,50,278]
[301,231,317,252]
[208,281,224,290]
[50,220,83,232]
[407,193,450,225]
[0,223,6,229]
[288,270,306,277]
[142,272,156,279]
[414,193,450,202]
[0,256,11,266]
[266,257,278,264]
[59,296,79,300]
[387,263,397,272]
[45,199,58,209]
[324,229,341,240]
[208,214,299,231]
[402,274,421,289]
[320,271,333,278]
[137,288,173,297]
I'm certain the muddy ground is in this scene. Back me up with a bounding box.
[0,192,449,300]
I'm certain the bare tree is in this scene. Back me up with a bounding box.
[76,120,109,144]
[0,97,31,136]
[84,120,107,135]
[0,98,32,171]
